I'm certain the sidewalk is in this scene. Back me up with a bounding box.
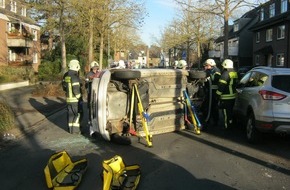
[0,85,66,139]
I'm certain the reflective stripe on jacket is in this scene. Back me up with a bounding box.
[210,67,221,90]
[216,69,238,100]
[63,70,82,103]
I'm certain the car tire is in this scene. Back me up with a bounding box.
[188,70,206,79]
[110,133,132,145]
[111,70,141,80]
[246,112,260,143]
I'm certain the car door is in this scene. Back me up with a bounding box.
[235,71,262,118]
[271,74,290,121]
[235,72,252,117]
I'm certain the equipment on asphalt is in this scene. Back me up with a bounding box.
[44,151,88,190]
[102,155,141,190]
[183,90,201,135]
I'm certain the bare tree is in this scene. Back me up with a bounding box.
[175,0,265,59]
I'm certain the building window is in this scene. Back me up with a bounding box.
[256,32,260,43]
[21,6,26,17]
[220,27,224,36]
[0,0,5,8]
[281,0,287,13]
[269,3,275,18]
[234,23,239,32]
[277,25,285,40]
[260,8,264,21]
[33,53,38,64]
[266,29,273,42]
[32,30,37,41]
[276,53,284,66]
[255,55,260,65]
[10,0,17,13]
[9,50,16,61]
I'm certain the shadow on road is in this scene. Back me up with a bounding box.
[176,129,290,176]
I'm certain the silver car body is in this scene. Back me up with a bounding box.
[234,66,290,136]
[89,68,206,141]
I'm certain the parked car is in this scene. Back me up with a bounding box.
[89,68,207,144]
[237,66,253,79]
[234,66,290,143]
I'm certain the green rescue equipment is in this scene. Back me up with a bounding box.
[102,155,141,190]
[44,151,88,190]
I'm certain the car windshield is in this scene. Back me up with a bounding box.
[272,75,290,93]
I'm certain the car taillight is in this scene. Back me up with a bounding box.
[258,90,286,100]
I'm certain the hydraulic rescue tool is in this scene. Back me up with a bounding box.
[183,90,202,135]
[129,83,153,147]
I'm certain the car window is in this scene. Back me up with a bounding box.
[239,72,251,85]
[244,72,268,87]
[272,75,290,93]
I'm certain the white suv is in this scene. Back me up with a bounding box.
[234,66,290,143]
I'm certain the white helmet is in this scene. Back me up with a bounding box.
[68,60,80,71]
[222,59,234,69]
[117,60,126,69]
[90,61,99,69]
[204,59,216,66]
[177,60,187,69]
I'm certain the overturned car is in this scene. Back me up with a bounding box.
[89,68,207,145]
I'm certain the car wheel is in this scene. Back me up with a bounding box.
[110,133,132,145]
[246,113,259,143]
[188,70,206,79]
[111,70,141,80]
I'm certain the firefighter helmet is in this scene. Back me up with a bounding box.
[221,59,234,69]
[68,60,80,71]
[204,59,216,66]
[176,60,187,69]
[117,60,126,69]
[90,61,99,69]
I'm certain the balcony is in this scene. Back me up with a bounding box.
[7,38,33,47]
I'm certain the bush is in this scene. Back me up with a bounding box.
[0,101,15,133]
[38,59,62,81]
[0,66,33,84]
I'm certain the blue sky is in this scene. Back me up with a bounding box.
[140,0,177,46]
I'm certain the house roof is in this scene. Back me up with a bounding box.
[0,7,38,26]
[249,12,290,31]
[215,8,258,43]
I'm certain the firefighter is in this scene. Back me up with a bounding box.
[216,59,238,129]
[62,59,83,134]
[85,61,100,130]
[203,59,221,126]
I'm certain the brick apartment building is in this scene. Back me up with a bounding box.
[210,0,290,68]
[0,0,41,72]
[250,0,290,68]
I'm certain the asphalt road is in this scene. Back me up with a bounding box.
[0,107,290,190]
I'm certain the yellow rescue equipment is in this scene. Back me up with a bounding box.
[129,83,153,147]
[183,90,201,135]
[102,155,141,190]
[44,151,88,190]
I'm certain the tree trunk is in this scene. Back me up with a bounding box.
[223,0,229,59]
[60,7,67,74]
[99,32,104,70]
[88,8,94,72]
